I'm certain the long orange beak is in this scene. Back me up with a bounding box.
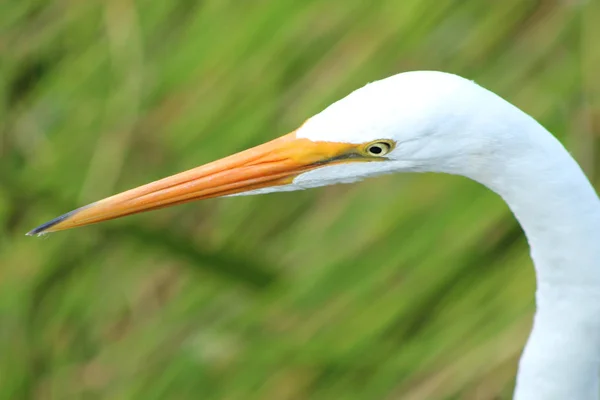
[27,132,358,235]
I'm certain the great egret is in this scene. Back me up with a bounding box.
[28,71,600,399]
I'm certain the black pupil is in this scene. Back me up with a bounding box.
[369,145,383,154]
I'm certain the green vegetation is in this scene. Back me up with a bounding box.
[2,0,599,398]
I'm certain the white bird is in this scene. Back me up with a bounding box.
[28,71,600,399]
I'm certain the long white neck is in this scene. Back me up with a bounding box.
[294,71,600,398]
[466,106,600,399]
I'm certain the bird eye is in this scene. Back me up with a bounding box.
[365,141,393,157]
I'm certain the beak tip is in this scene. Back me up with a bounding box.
[26,218,62,237]
[26,208,82,237]
[26,227,48,237]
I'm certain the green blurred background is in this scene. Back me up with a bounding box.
[2,0,599,399]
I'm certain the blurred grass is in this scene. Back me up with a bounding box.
[1,0,599,399]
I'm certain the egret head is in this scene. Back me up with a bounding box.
[28,71,502,235]
[293,71,479,183]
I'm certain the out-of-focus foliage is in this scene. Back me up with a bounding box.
[1,0,599,399]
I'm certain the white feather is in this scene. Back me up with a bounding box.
[241,71,600,399]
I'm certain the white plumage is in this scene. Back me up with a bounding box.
[301,72,600,399]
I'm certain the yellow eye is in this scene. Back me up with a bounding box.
[364,141,393,157]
